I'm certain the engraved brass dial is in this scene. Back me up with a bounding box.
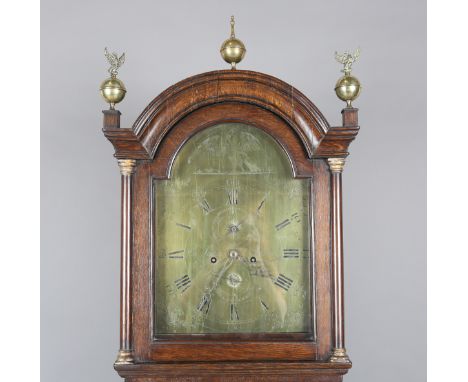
[154,124,312,334]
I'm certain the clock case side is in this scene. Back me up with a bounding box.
[102,70,359,379]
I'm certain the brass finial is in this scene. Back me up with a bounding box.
[335,48,360,76]
[334,48,361,108]
[230,15,236,38]
[100,47,127,110]
[220,16,246,69]
[104,47,125,78]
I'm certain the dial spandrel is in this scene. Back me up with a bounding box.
[154,123,312,334]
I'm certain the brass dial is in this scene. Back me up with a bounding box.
[154,124,312,334]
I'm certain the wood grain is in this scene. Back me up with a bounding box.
[116,361,350,381]
[311,160,333,358]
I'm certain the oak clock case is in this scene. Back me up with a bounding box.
[101,36,361,382]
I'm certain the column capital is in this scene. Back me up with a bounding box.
[114,349,134,365]
[327,157,346,173]
[329,347,352,364]
[118,159,137,176]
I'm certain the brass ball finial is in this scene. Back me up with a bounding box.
[334,48,361,108]
[100,48,127,109]
[220,16,246,69]
[100,77,126,109]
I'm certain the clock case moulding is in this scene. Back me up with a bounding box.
[102,69,359,382]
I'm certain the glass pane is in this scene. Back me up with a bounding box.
[154,123,312,334]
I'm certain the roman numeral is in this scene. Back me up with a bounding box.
[174,275,191,292]
[230,304,239,320]
[275,212,300,230]
[257,199,265,213]
[197,294,211,314]
[168,249,184,259]
[260,300,269,311]
[283,249,299,258]
[275,219,291,231]
[291,212,300,223]
[274,274,293,291]
[200,198,213,213]
[228,189,238,205]
[175,222,191,230]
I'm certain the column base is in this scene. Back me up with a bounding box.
[329,348,352,364]
[115,350,134,365]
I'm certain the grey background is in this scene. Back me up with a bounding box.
[41,0,426,381]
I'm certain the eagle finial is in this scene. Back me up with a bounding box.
[104,47,125,77]
[335,48,360,75]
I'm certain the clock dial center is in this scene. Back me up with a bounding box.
[226,272,242,288]
[228,224,240,234]
[229,249,239,259]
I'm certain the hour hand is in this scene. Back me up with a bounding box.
[197,293,211,314]
[197,256,234,314]
[203,256,235,295]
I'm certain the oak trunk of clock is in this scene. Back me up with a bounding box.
[102,70,359,381]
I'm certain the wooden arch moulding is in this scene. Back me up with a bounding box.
[102,70,359,160]
[149,102,315,179]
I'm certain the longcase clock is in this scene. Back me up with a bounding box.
[101,18,361,382]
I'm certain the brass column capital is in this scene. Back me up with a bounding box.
[118,159,137,176]
[329,347,352,364]
[327,158,346,173]
[115,349,134,365]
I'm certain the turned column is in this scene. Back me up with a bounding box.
[327,157,351,364]
[115,158,136,365]
[102,109,137,364]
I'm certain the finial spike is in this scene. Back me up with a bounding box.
[230,16,235,38]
